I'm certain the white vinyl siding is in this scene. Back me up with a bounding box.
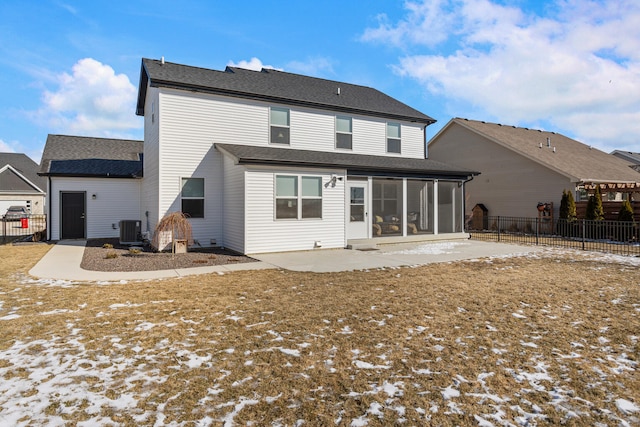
[222,155,245,253]
[141,86,160,233]
[157,91,226,246]
[245,167,345,254]
[49,177,141,240]
[157,89,425,158]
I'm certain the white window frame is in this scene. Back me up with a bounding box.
[387,122,401,154]
[335,115,353,150]
[270,107,290,145]
[181,177,204,218]
[275,174,323,220]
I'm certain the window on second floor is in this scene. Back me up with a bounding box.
[336,116,352,149]
[270,107,290,145]
[387,122,401,154]
[181,178,204,218]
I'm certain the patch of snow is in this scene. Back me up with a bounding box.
[354,360,391,370]
[616,399,639,414]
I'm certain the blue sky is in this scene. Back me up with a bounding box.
[1,0,638,162]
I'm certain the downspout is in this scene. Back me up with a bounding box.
[423,125,428,159]
[47,176,52,241]
[462,174,476,235]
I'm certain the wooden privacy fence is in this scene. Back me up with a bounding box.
[469,215,640,257]
[575,200,640,222]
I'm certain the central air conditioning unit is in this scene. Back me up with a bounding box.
[119,220,142,245]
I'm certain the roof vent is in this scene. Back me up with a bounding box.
[547,137,551,147]
[337,87,341,96]
[539,143,542,149]
[553,147,556,153]
[161,56,165,65]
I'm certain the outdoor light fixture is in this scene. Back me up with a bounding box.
[92,194,97,200]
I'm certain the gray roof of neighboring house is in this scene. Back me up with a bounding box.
[611,150,640,165]
[39,135,143,178]
[0,153,46,192]
[215,143,478,179]
[137,58,436,125]
[432,118,640,184]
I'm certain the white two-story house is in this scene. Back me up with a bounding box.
[41,58,477,254]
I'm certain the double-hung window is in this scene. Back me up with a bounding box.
[181,178,204,218]
[336,116,352,149]
[275,175,322,219]
[270,107,290,145]
[387,122,401,153]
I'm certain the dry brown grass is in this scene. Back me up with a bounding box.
[1,243,639,426]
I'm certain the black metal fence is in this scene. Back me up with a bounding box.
[1,215,47,244]
[469,216,640,257]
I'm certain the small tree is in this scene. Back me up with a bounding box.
[618,199,634,222]
[152,211,193,255]
[566,190,577,221]
[558,189,577,236]
[585,186,604,221]
[559,190,569,220]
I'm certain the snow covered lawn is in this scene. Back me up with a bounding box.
[1,244,639,426]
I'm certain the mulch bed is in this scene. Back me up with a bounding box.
[80,238,257,272]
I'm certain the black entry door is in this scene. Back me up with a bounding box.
[61,192,85,239]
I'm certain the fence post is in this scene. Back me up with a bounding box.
[497,216,501,242]
[581,219,586,250]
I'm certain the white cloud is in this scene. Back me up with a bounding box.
[227,57,282,71]
[362,0,640,152]
[286,56,335,77]
[33,58,141,137]
[0,139,15,152]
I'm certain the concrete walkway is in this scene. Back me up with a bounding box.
[28,239,543,281]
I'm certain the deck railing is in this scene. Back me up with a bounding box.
[1,214,47,244]
[468,216,640,257]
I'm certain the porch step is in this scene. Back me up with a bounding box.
[346,243,378,251]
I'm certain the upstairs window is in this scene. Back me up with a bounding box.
[387,122,401,153]
[181,178,204,218]
[270,107,290,145]
[336,116,352,149]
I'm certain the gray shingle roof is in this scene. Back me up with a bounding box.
[611,150,640,165]
[0,153,46,192]
[137,58,435,125]
[40,135,143,178]
[441,118,640,184]
[215,143,478,179]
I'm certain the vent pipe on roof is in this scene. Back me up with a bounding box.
[539,142,542,149]
[553,147,556,153]
[161,56,165,65]
[337,87,341,96]
[547,137,551,147]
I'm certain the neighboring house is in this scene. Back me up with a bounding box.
[611,150,640,173]
[428,118,640,220]
[0,153,46,216]
[134,58,478,253]
[41,58,478,253]
[39,135,143,240]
